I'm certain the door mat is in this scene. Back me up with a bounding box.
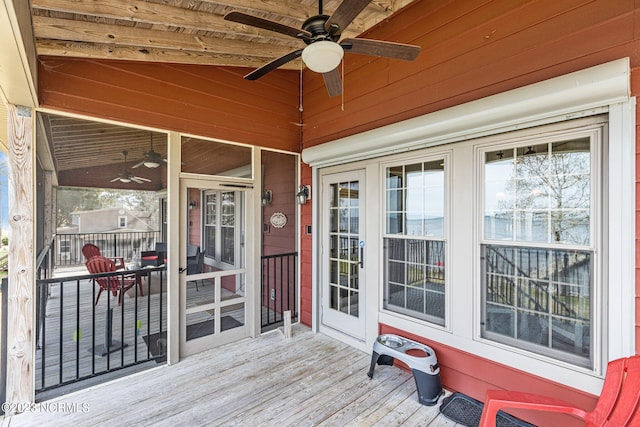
[143,317,244,363]
[439,392,536,427]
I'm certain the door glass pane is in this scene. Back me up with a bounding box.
[186,312,215,341]
[204,193,217,260]
[328,180,360,318]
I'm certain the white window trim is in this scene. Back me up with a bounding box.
[475,118,605,370]
[305,58,634,395]
[118,216,127,228]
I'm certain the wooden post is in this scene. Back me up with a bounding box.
[43,171,53,249]
[6,104,35,411]
[283,310,292,340]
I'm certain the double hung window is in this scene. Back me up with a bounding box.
[383,159,447,326]
[481,124,602,368]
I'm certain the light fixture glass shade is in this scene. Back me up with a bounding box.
[296,185,310,205]
[302,41,344,73]
[144,161,160,168]
[120,178,131,183]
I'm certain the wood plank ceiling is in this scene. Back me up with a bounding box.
[31,0,416,186]
[32,0,415,71]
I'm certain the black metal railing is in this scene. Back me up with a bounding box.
[484,245,590,320]
[55,231,161,266]
[35,266,166,397]
[261,252,298,331]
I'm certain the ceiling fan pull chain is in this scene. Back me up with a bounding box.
[299,59,304,114]
[341,59,345,111]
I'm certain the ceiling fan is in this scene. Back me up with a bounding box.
[111,151,151,184]
[224,0,421,97]
[133,134,165,169]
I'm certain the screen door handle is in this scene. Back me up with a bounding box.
[359,241,364,268]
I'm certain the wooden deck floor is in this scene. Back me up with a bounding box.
[6,325,459,426]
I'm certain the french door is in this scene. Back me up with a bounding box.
[321,170,366,340]
[180,178,251,356]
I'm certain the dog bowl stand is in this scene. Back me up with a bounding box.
[367,334,443,406]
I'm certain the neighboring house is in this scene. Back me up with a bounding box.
[2,2,640,426]
[68,207,154,234]
[56,207,155,263]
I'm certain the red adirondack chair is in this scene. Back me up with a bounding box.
[85,256,143,305]
[81,243,125,270]
[479,355,640,426]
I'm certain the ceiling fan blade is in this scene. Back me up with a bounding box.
[133,176,151,183]
[325,0,371,35]
[110,177,120,182]
[322,68,342,97]
[224,11,311,39]
[132,160,145,169]
[341,38,420,61]
[245,49,303,80]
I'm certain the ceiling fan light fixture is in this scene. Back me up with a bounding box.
[120,177,131,183]
[302,40,343,73]
[143,160,161,168]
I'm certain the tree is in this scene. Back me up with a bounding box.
[504,141,590,245]
[56,187,160,228]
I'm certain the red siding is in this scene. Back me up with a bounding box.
[302,0,639,148]
[38,58,300,152]
[261,151,297,311]
[188,188,200,248]
[299,164,313,326]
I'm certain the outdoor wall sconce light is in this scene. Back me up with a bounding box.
[296,185,311,205]
[262,190,273,206]
[189,200,198,210]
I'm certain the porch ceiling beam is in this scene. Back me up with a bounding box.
[35,39,300,69]
[31,0,367,36]
[33,16,298,56]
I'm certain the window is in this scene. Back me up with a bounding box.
[59,239,71,260]
[118,216,127,228]
[203,190,237,265]
[204,193,217,260]
[383,159,446,326]
[481,129,600,367]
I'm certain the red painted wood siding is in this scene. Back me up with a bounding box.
[299,164,313,326]
[261,151,297,311]
[302,0,639,148]
[38,58,300,152]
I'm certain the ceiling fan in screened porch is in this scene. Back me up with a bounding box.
[224,0,421,97]
[132,134,166,169]
[111,151,151,184]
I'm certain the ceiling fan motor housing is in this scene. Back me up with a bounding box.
[300,15,339,44]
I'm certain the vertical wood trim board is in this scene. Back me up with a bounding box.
[6,103,34,410]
